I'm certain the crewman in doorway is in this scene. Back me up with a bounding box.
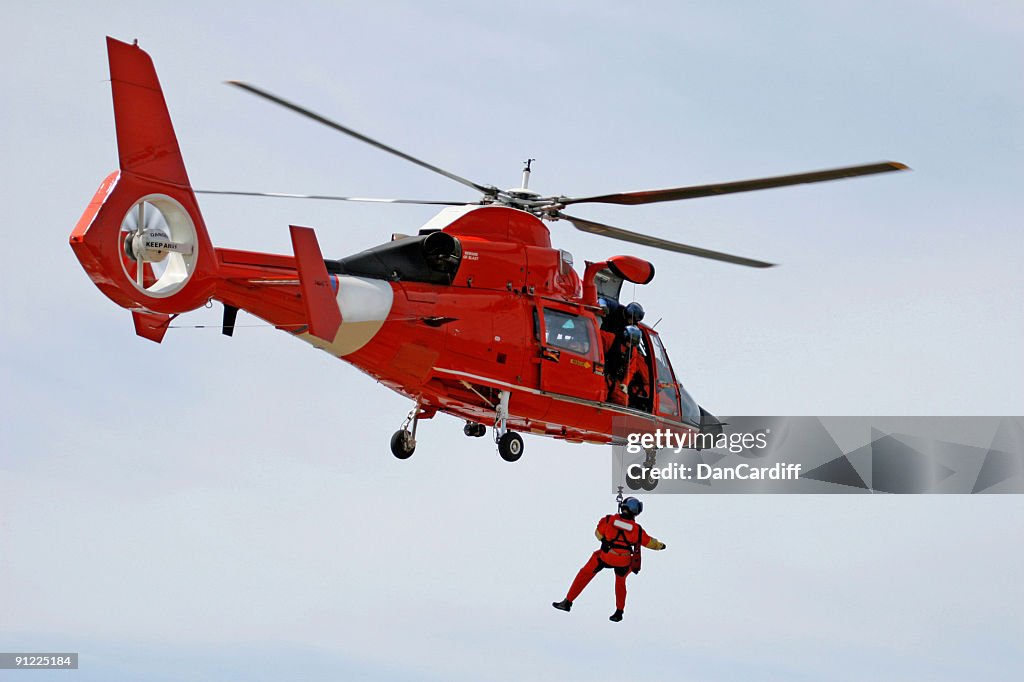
[606,325,651,409]
[552,497,666,622]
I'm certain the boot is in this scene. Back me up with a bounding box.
[609,609,624,622]
[552,599,572,612]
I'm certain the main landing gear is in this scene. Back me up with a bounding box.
[493,390,524,462]
[464,418,524,461]
[497,431,524,462]
[390,429,415,459]
[391,392,526,462]
[390,404,425,459]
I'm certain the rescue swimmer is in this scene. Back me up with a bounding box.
[552,496,666,622]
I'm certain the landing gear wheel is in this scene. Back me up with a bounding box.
[497,431,524,462]
[390,429,415,459]
[626,468,644,490]
[638,448,659,490]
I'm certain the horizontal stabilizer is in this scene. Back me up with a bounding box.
[132,310,173,343]
[289,225,342,342]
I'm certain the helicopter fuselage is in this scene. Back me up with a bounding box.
[213,204,704,444]
[73,37,902,461]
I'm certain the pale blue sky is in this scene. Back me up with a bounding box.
[2,1,1022,680]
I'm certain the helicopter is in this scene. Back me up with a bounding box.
[71,38,908,479]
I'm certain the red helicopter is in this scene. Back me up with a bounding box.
[71,38,907,478]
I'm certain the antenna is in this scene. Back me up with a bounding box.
[521,158,535,190]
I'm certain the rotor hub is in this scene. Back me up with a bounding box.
[124,227,177,263]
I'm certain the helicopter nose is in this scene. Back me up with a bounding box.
[699,407,724,436]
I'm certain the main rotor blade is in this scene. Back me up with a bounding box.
[196,189,471,206]
[558,161,909,207]
[228,81,495,196]
[561,213,775,268]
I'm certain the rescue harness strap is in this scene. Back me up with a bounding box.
[601,514,643,554]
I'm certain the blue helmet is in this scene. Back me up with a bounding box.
[624,302,645,324]
[622,325,643,346]
[619,497,643,518]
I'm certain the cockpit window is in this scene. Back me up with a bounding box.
[677,384,700,425]
[543,309,592,356]
[648,331,700,425]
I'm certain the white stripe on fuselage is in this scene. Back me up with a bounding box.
[299,275,393,356]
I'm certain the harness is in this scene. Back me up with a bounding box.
[600,515,642,555]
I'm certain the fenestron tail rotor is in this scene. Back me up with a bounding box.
[118,196,198,297]
[209,80,909,267]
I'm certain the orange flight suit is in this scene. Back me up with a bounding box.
[563,514,665,610]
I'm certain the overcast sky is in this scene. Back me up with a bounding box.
[1,1,1022,680]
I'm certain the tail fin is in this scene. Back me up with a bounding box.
[290,225,342,342]
[70,37,217,324]
[108,36,191,186]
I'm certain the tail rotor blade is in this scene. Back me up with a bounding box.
[135,202,145,286]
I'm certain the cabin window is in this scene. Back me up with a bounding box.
[594,268,624,303]
[543,309,592,356]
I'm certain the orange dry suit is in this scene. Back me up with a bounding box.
[563,513,666,610]
[605,340,650,408]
